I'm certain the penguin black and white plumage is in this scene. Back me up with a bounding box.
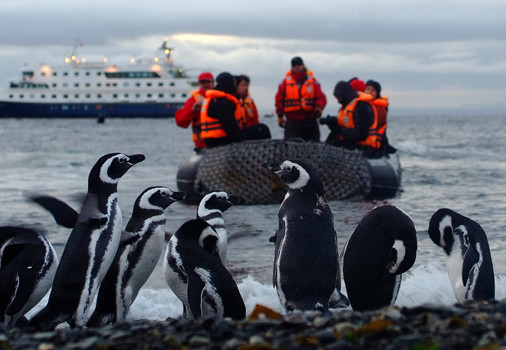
[342,205,417,311]
[86,186,190,327]
[163,219,245,321]
[29,152,145,330]
[0,226,58,328]
[428,208,495,303]
[197,191,243,265]
[263,159,344,312]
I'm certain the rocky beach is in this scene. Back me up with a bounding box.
[1,301,505,350]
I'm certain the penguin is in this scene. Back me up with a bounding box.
[163,219,245,321]
[197,191,243,265]
[0,226,58,328]
[86,186,190,327]
[341,205,417,311]
[263,159,345,312]
[428,208,495,303]
[29,152,145,330]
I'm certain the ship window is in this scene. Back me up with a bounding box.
[135,83,141,87]
[52,83,57,88]
[106,83,111,87]
[113,83,117,87]
[146,83,152,87]
[74,94,79,98]
[170,82,175,86]
[41,72,46,77]
[158,93,163,98]
[85,72,90,76]
[170,93,175,98]
[123,82,129,87]
[113,94,118,98]
[74,72,79,76]
[86,83,91,87]
[86,94,91,98]
[97,83,102,87]
[63,94,68,98]
[63,83,68,87]
[63,72,68,76]
[158,82,163,87]
[147,93,152,98]
[9,94,13,99]
[182,93,187,98]
[52,94,57,98]
[97,72,102,76]
[124,93,129,98]
[29,94,35,98]
[19,94,24,99]
[97,94,102,98]
[74,83,79,87]
[136,94,140,98]
[52,72,57,76]
[41,94,46,99]
[104,71,160,78]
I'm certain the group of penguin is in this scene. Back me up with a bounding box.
[0,153,496,330]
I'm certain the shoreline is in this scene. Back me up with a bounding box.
[2,300,505,349]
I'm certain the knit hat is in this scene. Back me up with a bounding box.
[291,56,304,67]
[366,80,382,97]
[198,72,214,82]
[215,72,236,94]
[348,77,366,92]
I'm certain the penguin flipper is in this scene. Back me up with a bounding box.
[187,273,205,320]
[120,231,140,245]
[462,246,480,287]
[26,194,78,229]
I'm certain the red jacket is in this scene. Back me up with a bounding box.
[275,69,326,121]
[175,88,207,149]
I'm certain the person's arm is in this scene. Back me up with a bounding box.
[275,82,286,127]
[174,97,196,128]
[340,102,373,141]
[209,99,243,142]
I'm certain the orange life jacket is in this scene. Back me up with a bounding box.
[283,70,316,112]
[190,89,205,143]
[200,90,241,139]
[370,96,389,136]
[238,94,258,128]
[337,93,382,149]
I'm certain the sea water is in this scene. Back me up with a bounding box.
[1,114,506,321]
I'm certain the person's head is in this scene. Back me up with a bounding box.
[333,80,357,106]
[291,56,305,73]
[198,72,214,91]
[365,80,382,99]
[215,72,236,94]
[235,74,250,98]
[348,77,366,92]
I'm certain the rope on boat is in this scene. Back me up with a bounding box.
[194,139,372,205]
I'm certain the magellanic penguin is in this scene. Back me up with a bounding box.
[428,208,495,303]
[163,219,246,321]
[29,152,145,330]
[86,186,190,327]
[0,226,58,328]
[263,159,345,312]
[197,191,244,265]
[342,205,417,311]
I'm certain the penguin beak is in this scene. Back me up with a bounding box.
[263,162,281,173]
[127,154,146,165]
[227,195,244,205]
[171,191,191,201]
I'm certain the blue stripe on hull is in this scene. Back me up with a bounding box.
[0,101,183,118]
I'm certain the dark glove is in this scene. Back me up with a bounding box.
[319,116,340,133]
[314,107,323,118]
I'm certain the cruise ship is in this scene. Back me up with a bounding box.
[0,39,197,118]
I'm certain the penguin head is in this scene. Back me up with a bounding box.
[198,191,244,216]
[88,153,145,192]
[263,159,323,194]
[135,186,191,212]
[428,208,457,255]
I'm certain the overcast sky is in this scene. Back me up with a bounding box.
[1,0,505,116]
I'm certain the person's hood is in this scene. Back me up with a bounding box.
[333,81,358,106]
[215,72,236,94]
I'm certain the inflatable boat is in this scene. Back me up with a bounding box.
[176,139,401,205]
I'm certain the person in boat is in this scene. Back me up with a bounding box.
[348,77,366,92]
[275,56,327,142]
[321,80,383,153]
[235,74,259,128]
[200,72,270,148]
[364,80,396,154]
[175,72,215,153]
